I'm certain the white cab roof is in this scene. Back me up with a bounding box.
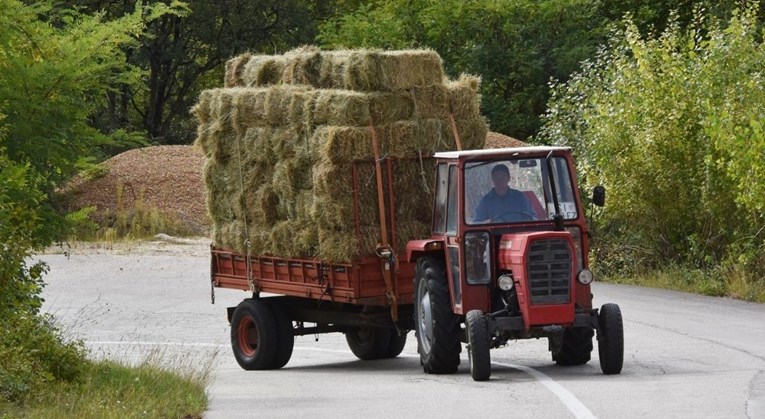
[434,146,571,159]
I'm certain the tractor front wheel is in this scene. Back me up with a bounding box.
[598,303,624,375]
[466,310,491,381]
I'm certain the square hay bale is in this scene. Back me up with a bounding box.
[311,122,434,164]
[224,53,252,87]
[282,45,323,86]
[270,220,318,258]
[409,85,449,119]
[269,126,309,160]
[391,159,436,224]
[317,228,359,262]
[214,220,246,252]
[339,50,445,91]
[312,90,416,126]
[240,127,277,164]
[203,161,237,224]
[446,74,482,117]
[232,88,269,131]
[242,55,287,86]
[441,115,489,151]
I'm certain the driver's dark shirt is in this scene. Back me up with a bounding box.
[473,188,535,223]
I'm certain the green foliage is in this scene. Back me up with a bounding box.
[0,155,86,402]
[318,0,604,140]
[0,0,178,405]
[1,357,210,417]
[539,4,765,289]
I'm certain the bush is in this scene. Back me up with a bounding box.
[539,4,765,294]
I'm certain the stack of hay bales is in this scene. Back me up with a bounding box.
[194,47,487,262]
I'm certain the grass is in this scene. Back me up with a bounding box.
[602,265,765,303]
[0,356,211,419]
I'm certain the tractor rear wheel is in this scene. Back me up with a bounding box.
[554,327,594,366]
[345,327,392,360]
[598,303,624,375]
[267,301,294,369]
[413,256,461,374]
[231,299,278,370]
[466,310,491,381]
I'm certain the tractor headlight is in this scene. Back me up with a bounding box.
[498,274,514,291]
[577,269,594,285]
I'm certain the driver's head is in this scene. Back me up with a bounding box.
[491,164,510,193]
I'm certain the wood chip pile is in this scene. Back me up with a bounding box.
[194,47,488,261]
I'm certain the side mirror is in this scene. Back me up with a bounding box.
[592,186,606,207]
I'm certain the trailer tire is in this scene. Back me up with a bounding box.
[345,327,392,360]
[267,301,294,369]
[414,256,461,374]
[466,310,491,381]
[382,331,408,358]
[598,303,624,375]
[554,327,593,366]
[231,299,278,370]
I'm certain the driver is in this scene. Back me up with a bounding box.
[473,164,536,223]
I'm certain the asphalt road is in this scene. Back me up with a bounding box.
[40,240,765,418]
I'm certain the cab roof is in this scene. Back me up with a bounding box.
[434,146,571,160]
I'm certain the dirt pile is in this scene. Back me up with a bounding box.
[60,145,209,234]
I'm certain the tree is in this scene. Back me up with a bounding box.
[538,4,765,277]
[71,0,338,144]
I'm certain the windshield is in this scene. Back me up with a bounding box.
[465,157,578,225]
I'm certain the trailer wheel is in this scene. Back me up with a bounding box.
[598,303,624,375]
[267,301,294,369]
[231,299,278,370]
[466,310,491,381]
[553,327,593,366]
[414,256,461,374]
[382,331,408,358]
[345,327,392,360]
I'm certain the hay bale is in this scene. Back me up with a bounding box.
[224,53,252,87]
[311,90,414,127]
[282,46,323,86]
[242,55,287,86]
[203,161,236,224]
[339,49,445,91]
[232,88,269,131]
[441,115,489,151]
[409,85,449,118]
[311,122,434,164]
[446,74,482,117]
[270,220,317,257]
[318,228,359,262]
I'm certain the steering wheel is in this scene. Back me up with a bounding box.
[490,211,536,223]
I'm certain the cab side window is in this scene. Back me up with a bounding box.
[446,165,458,235]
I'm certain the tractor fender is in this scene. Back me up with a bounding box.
[406,239,446,263]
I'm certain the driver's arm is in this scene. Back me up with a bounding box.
[473,196,489,223]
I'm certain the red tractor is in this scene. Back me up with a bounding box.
[211,146,623,380]
[406,146,623,380]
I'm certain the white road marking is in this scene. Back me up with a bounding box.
[86,341,596,418]
[493,361,597,419]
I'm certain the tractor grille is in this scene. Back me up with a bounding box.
[527,239,572,305]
